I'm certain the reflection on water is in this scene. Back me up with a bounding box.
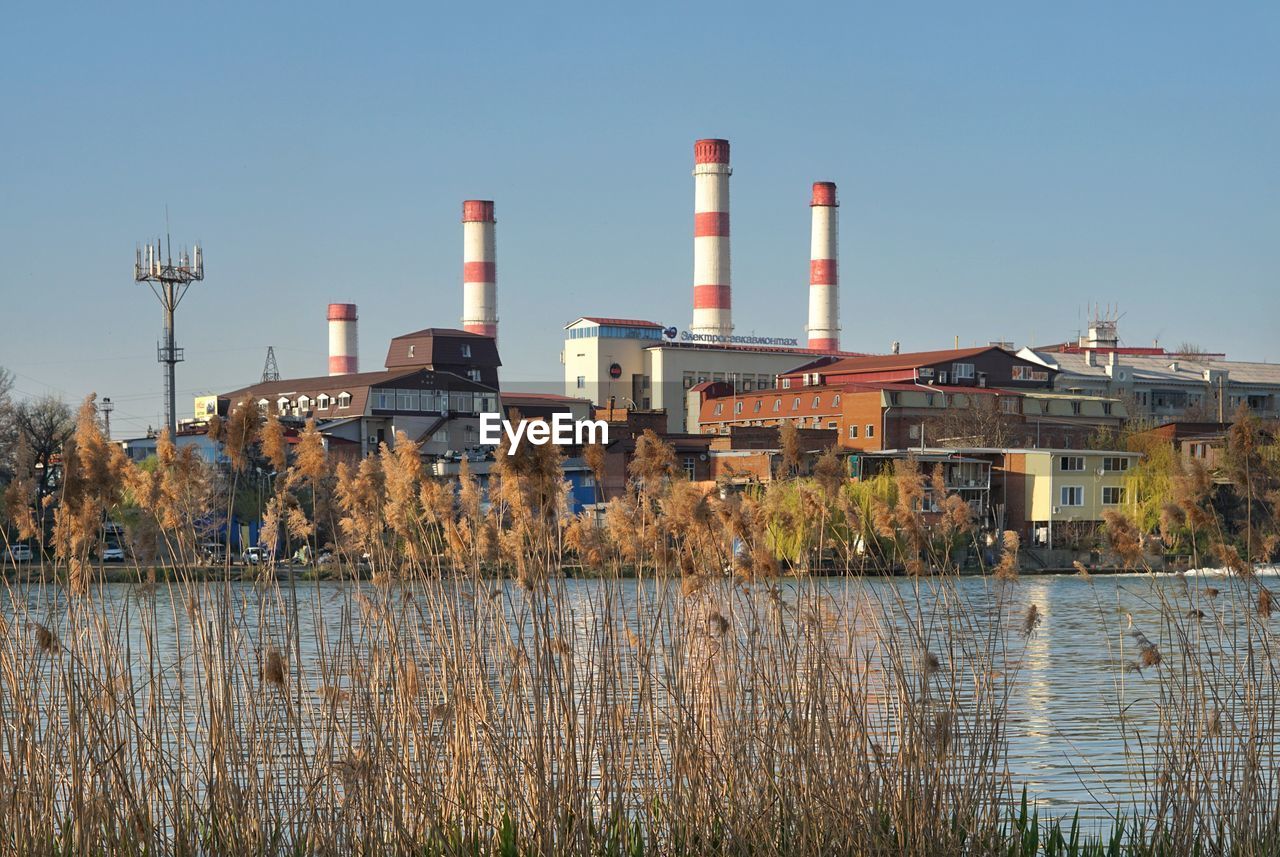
[4,571,1263,818]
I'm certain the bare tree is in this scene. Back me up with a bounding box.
[13,395,74,502]
[0,367,16,483]
[931,395,1022,448]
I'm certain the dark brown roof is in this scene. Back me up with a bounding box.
[385,328,502,370]
[223,368,422,415]
[223,367,494,417]
[786,346,998,376]
[501,392,592,404]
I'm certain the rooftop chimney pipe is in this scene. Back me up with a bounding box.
[691,139,732,338]
[807,181,839,351]
[327,303,358,376]
[461,200,498,340]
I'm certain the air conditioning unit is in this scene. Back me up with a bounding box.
[1097,467,1106,476]
[1052,506,1061,515]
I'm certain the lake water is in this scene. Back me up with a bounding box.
[7,568,1275,823]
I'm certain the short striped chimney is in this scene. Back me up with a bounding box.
[691,138,732,338]
[806,182,839,351]
[327,303,358,375]
[461,200,498,340]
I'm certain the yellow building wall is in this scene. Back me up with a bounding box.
[1021,450,1138,523]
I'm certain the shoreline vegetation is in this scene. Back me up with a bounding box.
[1,397,1279,855]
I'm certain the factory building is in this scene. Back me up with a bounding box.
[216,331,500,459]
[1019,320,1280,424]
[563,316,860,433]
[691,346,1129,450]
[563,139,857,432]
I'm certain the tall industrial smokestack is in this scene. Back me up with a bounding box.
[807,181,839,351]
[691,138,732,338]
[327,303,358,375]
[461,200,497,339]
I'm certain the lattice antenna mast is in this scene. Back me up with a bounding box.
[135,234,204,437]
[261,346,281,382]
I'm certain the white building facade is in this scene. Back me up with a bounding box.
[563,317,851,433]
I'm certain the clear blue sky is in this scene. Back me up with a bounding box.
[2,2,1276,437]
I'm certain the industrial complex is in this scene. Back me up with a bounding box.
[100,135,1280,546]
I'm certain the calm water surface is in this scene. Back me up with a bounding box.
[8,570,1272,819]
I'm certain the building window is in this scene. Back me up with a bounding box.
[753,400,761,413]
[773,399,781,413]
[576,376,586,389]
[1103,456,1130,472]
[827,421,838,429]
[297,395,310,412]
[1071,401,1082,415]
[683,456,696,480]
[467,368,482,382]
[909,424,920,439]
[792,398,800,411]
[277,397,290,414]
[713,403,723,416]
[952,363,975,380]
[781,378,791,389]
[889,392,901,406]
[1060,486,1084,507]
[866,424,875,438]
[256,398,270,414]
[432,428,449,442]
[683,372,696,390]
[1012,366,1049,382]
[1103,403,1113,416]
[461,344,472,358]
[398,389,419,411]
[832,394,841,406]
[1000,397,1019,414]
[316,394,330,409]
[812,395,821,408]
[734,401,743,414]
[1060,456,1084,472]
[849,425,858,439]
[337,392,352,409]
[420,391,436,411]
[1102,486,1126,505]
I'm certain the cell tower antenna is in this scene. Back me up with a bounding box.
[134,225,204,437]
[262,346,281,382]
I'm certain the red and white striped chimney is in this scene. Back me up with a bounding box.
[327,303,358,375]
[461,200,497,340]
[691,138,732,338]
[807,182,839,351]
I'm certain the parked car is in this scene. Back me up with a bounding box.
[199,542,229,564]
[5,544,33,564]
[100,545,126,563]
[240,547,266,565]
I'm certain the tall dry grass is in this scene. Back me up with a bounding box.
[0,399,1278,855]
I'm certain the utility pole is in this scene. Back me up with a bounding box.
[135,233,204,437]
[100,397,114,441]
